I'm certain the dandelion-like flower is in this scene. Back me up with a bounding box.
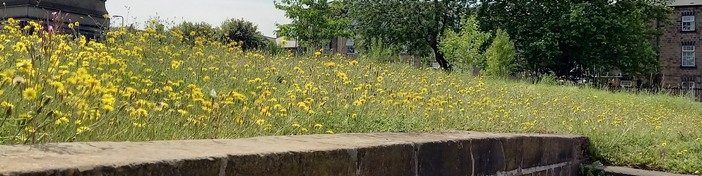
[22,87,38,100]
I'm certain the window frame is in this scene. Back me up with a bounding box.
[682,45,696,67]
[682,15,696,32]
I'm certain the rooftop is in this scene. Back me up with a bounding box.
[670,0,702,6]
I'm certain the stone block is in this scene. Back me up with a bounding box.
[499,136,524,171]
[356,144,416,176]
[470,138,505,175]
[226,153,302,176]
[521,137,545,168]
[416,140,474,176]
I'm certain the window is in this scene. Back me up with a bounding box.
[682,15,696,31]
[682,45,696,67]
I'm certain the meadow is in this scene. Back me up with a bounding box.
[0,19,700,174]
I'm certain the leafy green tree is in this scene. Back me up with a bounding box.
[484,29,516,77]
[274,0,352,49]
[348,0,475,70]
[439,16,491,73]
[477,0,671,79]
[218,18,268,51]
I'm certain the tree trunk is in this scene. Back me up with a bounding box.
[430,40,451,71]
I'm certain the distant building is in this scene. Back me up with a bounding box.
[656,0,702,98]
[275,36,356,57]
[0,0,110,39]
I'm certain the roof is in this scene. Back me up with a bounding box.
[670,0,702,7]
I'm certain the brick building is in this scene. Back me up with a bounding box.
[659,0,702,89]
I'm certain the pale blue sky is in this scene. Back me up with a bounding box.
[105,0,292,37]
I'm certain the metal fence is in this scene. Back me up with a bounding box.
[606,86,702,101]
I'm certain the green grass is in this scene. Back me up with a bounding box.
[0,21,700,174]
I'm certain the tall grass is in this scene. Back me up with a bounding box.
[0,19,700,174]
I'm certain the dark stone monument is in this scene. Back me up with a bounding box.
[0,0,110,39]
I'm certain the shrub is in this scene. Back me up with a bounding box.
[484,29,516,78]
[439,16,491,73]
[169,21,218,44]
[217,18,268,51]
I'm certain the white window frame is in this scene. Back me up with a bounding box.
[682,45,696,67]
[682,15,696,31]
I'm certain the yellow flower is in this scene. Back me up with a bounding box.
[2,101,15,109]
[130,108,148,117]
[76,126,91,134]
[16,59,32,71]
[326,130,334,134]
[314,51,322,56]
[314,123,323,128]
[292,122,301,128]
[54,117,69,125]
[256,119,265,126]
[22,87,38,100]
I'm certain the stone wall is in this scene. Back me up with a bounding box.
[0,131,588,176]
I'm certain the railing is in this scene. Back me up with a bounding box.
[607,86,702,101]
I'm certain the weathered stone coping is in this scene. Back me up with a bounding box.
[0,131,588,176]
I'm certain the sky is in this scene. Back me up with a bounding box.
[105,0,292,37]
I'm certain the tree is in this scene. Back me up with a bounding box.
[348,0,475,70]
[477,0,671,80]
[218,18,268,51]
[439,16,491,73]
[274,0,352,49]
[484,29,516,77]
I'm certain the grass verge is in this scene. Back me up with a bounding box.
[0,20,699,174]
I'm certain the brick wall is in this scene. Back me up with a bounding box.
[658,5,702,88]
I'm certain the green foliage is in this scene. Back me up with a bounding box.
[264,40,286,55]
[274,0,351,49]
[484,29,516,78]
[439,16,491,73]
[348,0,474,70]
[218,18,268,51]
[538,71,560,85]
[169,21,218,44]
[477,0,671,78]
[366,37,397,63]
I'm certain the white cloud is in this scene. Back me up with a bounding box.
[106,0,291,37]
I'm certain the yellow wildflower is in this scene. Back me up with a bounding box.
[76,126,91,134]
[55,117,69,125]
[22,87,38,100]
